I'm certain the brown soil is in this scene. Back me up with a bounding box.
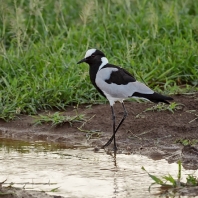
[0,93,198,197]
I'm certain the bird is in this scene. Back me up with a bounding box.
[77,49,173,150]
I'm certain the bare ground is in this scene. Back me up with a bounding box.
[0,93,198,197]
[0,184,63,198]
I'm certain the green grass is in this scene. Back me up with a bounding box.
[145,102,184,113]
[0,0,198,120]
[33,112,86,127]
[135,102,184,119]
[175,138,198,146]
[142,161,198,194]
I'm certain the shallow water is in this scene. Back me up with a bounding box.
[0,137,197,198]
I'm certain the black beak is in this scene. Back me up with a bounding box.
[77,58,86,64]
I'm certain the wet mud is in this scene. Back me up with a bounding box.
[1,94,198,168]
[0,93,198,197]
[0,185,63,198]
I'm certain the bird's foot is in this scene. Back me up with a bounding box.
[102,138,118,153]
[101,137,114,149]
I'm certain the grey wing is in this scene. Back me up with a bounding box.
[95,68,154,99]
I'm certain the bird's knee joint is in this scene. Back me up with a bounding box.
[124,111,128,117]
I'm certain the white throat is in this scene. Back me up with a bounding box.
[99,57,108,70]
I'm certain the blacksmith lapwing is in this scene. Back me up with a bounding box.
[77,49,173,150]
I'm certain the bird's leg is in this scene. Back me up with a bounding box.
[111,105,117,150]
[102,102,128,149]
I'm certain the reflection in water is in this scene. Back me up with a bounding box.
[108,151,119,197]
[0,137,86,153]
[0,137,197,198]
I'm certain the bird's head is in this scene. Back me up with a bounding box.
[77,49,107,65]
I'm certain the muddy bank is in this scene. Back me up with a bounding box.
[0,93,198,171]
[0,187,63,198]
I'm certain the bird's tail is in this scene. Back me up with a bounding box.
[132,92,173,104]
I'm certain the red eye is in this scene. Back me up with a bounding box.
[91,54,95,57]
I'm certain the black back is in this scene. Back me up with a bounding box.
[102,64,136,85]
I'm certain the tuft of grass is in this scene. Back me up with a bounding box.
[142,161,198,193]
[145,102,184,113]
[33,112,86,127]
[136,102,184,118]
[186,175,198,186]
[175,138,198,146]
[0,0,198,120]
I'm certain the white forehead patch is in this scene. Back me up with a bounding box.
[84,49,96,58]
